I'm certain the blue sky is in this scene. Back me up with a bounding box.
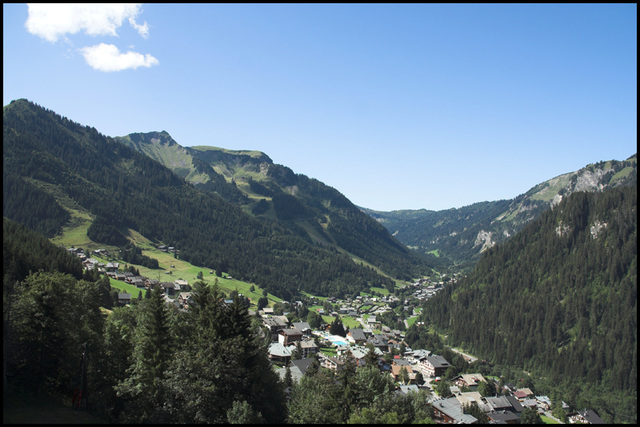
[3,4,637,211]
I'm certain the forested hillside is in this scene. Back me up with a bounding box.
[3,211,283,423]
[415,185,637,422]
[3,99,428,299]
[117,131,437,280]
[366,155,637,271]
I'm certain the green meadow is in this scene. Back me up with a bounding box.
[51,222,281,309]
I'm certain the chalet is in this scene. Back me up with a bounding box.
[536,395,552,411]
[276,357,317,384]
[320,356,344,371]
[396,385,420,395]
[405,349,431,364]
[485,396,513,412]
[174,279,189,291]
[367,334,389,352]
[453,373,486,390]
[291,321,312,335]
[162,282,176,296]
[263,316,288,341]
[347,328,367,345]
[420,355,450,378]
[349,348,369,367]
[390,363,414,384]
[114,273,126,281]
[432,398,477,424]
[106,262,120,272]
[145,278,159,289]
[131,277,145,288]
[504,395,524,413]
[487,410,519,424]
[118,293,131,305]
[299,339,319,358]
[268,342,294,366]
[570,409,606,424]
[278,328,303,346]
[515,388,533,399]
[455,392,488,411]
[521,398,538,410]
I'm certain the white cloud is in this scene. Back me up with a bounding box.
[25,3,149,42]
[80,43,158,72]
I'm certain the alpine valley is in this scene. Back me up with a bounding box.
[3,98,637,423]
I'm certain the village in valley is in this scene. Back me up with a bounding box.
[70,246,605,424]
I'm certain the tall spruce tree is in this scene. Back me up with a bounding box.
[115,285,172,422]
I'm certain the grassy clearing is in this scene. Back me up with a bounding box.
[406,316,418,328]
[320,347,337,357]
[541,415,559,424]
[369,286,390,296]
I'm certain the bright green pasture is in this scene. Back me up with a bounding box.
[406,316,418,328]
[541,415,559,424]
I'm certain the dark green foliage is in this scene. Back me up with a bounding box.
[330,316,346,337]
[520,407,544,424]
[114,285,172,422]
[2,172,70,238]
[160,281,286,423]
[272,193,313,221]
[417,186,637,422]
[477,379,496,397]
[251,198,269,215]
[4,260,286,423]
[6,272,104,398]
[3,217,83,284]
[118,243,159,269]
[248,177,275,197]
[463,402,489,424]
[3,99,408,298]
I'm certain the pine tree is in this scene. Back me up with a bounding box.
[115,285,172,422]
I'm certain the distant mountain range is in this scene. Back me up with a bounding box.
[363,155,637,270]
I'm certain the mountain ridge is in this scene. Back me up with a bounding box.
[364,154,637,270]
[4,98,424,299]
[115,130,437,280]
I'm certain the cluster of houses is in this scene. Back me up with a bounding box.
[430,382,605,424]
[66,246,195,309]
[260,309,606,424]
[68,246,605,423]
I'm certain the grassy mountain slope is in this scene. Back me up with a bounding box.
[116,131,248,204]
[366,155,637,270]
[3,98,411,299]
[416,185,637,422]
[115,131,437,280]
